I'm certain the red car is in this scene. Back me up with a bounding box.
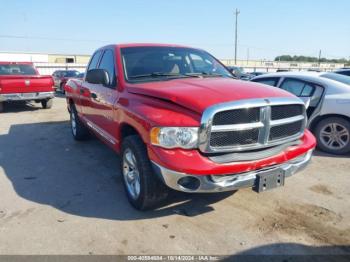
[0,62,54,112]
[52,70,81,93]
[65,44,316,210]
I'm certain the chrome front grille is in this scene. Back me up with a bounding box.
[198,97,307,153]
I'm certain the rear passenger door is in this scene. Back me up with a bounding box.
[80,50,102,119]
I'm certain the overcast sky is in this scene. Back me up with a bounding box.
[0,0,349,60]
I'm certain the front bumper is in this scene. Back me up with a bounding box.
[152,149,313,193]
[0,92,55,102]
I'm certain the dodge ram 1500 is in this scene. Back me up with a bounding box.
[0,62,54,112]
[65,44,316,210]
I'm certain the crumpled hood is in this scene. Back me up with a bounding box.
[126,78,295,114]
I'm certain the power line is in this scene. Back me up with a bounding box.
[0,34,108,43]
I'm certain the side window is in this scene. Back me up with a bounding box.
[253,78,279,87]
[338,71,350,76]
[87,51,102,71]
[280,79,315,97]
[98,49,116,87]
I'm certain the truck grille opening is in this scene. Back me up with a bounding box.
[213,108,260,125]
[269,120,303,141]
[200,98,306,153]
[271,104,303,120]
[210,129,259,147]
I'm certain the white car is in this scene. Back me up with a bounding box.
[252,72,350,155]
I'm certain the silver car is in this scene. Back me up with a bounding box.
[252,72,350,155]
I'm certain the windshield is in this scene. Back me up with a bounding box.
[121,46,232,82]
[0,64,37,75]
[321,73,350,85]
[64,71,80,77]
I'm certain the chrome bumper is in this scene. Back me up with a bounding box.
[0,92,54,102]
[151,149,313,193]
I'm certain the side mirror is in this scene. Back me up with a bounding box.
[86,69,109,86]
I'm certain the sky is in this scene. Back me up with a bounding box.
[0,0,349,61]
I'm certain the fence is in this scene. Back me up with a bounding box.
[33,60,344,76]
[33,63,87,75]
[221,59,345,73]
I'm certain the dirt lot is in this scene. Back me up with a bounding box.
[0,97,349,256]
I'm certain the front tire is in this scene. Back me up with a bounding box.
[315,117,350,155]
[121,135,168,210]
[70,104,89,141]
[0,102,4,112]
[41,99,53,109]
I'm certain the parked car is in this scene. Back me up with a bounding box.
[252,72,350,155]
[249,72,266,77]
[65,44,315,210]
[52,70,80,93]
[226,66,253,80]
[334,68,350,77]
[0,62,54,112]
[77,72,85,79]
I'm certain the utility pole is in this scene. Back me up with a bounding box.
[318,50,322,66]
[234,9,240,65]
[246,48,250,65]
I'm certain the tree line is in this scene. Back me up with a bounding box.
[274,55,349,64]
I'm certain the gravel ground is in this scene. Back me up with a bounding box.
[0,97,349,256]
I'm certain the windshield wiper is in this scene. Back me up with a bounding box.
[184,72,230,78]
[129,72,199,80]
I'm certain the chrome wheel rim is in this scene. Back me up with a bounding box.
[320,123,350,150]
[71,111,77,136]
[122,148,141,200]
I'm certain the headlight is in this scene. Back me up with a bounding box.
[150,127,199,149]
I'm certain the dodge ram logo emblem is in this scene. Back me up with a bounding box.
[25,80,30,86]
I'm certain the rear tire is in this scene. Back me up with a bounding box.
[70,104,89,141]
[0,102,4,112]
[41,99,53,109]
[315,117,350,155]
[121,135,168,210]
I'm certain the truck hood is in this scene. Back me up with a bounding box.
[126,78,295,114]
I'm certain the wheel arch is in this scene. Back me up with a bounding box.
[309,114,350,132]
[67,98,75,112]
[118,123,147,152]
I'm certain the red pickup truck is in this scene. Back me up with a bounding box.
[65,44,316,210]
[0,62,54,112]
